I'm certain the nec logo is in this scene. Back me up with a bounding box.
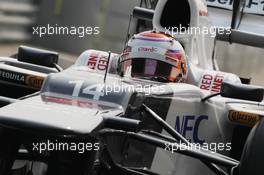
[175,115,208,144]
[138,47,157,53]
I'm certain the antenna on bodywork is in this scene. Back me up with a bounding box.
[104,51,111,83]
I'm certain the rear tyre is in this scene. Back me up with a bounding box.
[238,118,264,175]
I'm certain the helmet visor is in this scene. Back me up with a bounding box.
[121,58,180,82]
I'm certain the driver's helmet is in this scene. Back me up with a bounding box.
[118,31,188,82]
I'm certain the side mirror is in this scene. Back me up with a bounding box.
[220,82,264,102]
[18,46,59,68]
[132,7,154,21]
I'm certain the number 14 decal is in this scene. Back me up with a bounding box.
[69,80,105,100]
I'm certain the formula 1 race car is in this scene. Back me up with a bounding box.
[0,0,263,175]
[0,44,263,175]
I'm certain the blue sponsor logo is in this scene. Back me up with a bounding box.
[175,115,208,144]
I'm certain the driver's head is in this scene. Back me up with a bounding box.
[119,31,188,83]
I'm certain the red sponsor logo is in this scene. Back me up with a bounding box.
[200,73,224,93]
[87,52,108,71]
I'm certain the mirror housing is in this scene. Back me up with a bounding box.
[221,82,264,102]
[132,7,154,21]
[18,46,59,68]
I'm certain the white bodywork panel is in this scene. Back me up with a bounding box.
[0,96,106,134]
[150,84,230,175]
[74,49,119,74]
[148,0,264,174]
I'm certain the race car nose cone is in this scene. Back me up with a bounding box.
[0,96,106,136]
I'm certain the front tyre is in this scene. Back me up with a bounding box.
[0,128,21,174]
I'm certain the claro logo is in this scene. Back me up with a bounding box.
[25,75,45,89]
[138,47,157,53]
